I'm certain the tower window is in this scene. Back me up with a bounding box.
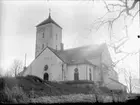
[56,34,57,40]
[42,33,44,38]
[42,44,44,49]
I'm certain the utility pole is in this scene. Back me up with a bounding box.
[139,49,140,84]
[24,53,27,67]
[100,53,104,86]
[23,53,27,71]
[138,35,140,84]
[139,0,140,83]
[129,72,132,94]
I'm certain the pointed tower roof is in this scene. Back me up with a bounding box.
[36,12,62,28]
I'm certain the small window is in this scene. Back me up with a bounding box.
[42,33,44,38]
[44,65,48,71]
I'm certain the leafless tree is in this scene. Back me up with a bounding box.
[118,67,134,93]
[5,59,23,77]
[4,69,12,77]
[75,0,139,97]
[92,0,139,36]
[0,68,2,77]
[89,0,140,68]
[65,0,138,68]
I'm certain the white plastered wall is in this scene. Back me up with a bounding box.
[66,64,101,82]
[23,47,63,81]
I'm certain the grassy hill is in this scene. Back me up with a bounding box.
[0,75,129,103]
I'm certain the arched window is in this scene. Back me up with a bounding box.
[74,68,79,80]
[44,65,48,71]
[44,73,49,81]
[89,68,92,80]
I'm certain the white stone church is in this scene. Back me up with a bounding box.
[20,13,126,91]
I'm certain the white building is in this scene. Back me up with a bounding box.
[20,13,126,91]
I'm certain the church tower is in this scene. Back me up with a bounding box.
[35,11,63,58]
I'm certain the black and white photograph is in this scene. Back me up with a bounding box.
[0,0,140,104]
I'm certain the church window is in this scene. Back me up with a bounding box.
[74,68,79,80]
[89,68,92,80]
[62,64,64,80]
[44,65,48,71]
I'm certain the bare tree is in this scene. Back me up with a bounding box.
[92,0,139,36]
[4,69,12,77]
[5,59,23,77]
[118,67,134,93]
[0,68,2,77]
[90,0,140,64]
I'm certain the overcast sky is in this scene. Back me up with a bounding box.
[0,0,140,84]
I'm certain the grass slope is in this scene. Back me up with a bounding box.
[0,75,133,104]
[1,75,93,97]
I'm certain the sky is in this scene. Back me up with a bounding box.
[0,0,140,85]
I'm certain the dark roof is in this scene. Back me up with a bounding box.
[36,15,62,28]
[48,43,107,65]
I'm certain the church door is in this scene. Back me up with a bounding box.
[74,68,79,80]
[44,73,49,81]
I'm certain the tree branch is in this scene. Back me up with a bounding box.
[103,0,111,12]
[128,0,139,11]
[131,10,140,21]
[108,4,125,8]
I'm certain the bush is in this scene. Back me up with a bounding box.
[0,78,5,91]
[0,85,29,103]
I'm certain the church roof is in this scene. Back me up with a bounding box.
[36,15,62,28]
[48,43,107,65]
[20,43,109,76]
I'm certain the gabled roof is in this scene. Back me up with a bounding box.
[36,15,62,28]
[48,43,107,65]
